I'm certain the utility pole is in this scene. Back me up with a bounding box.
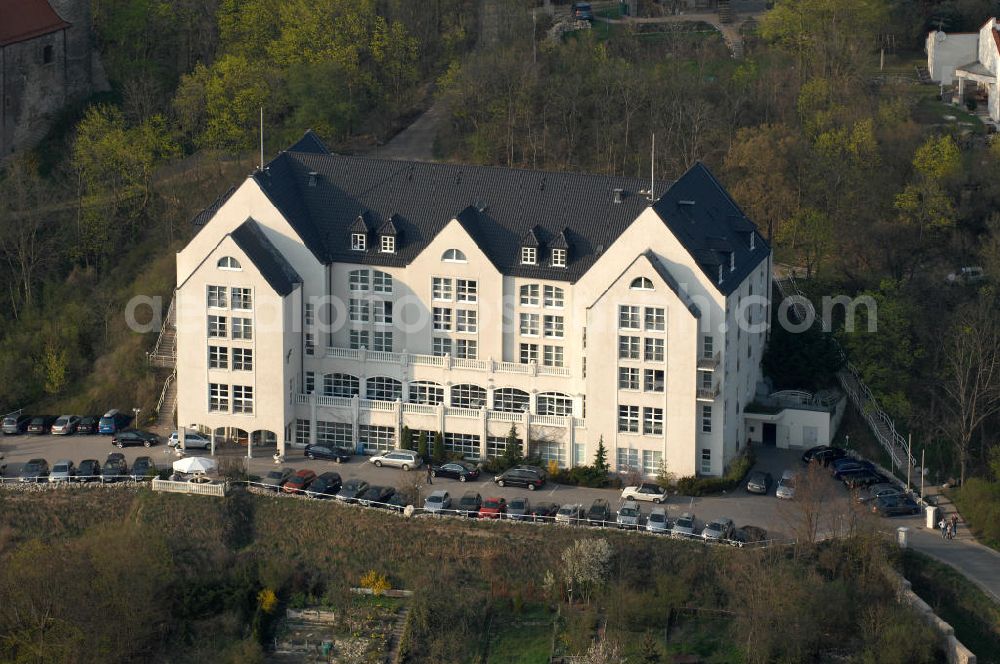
[906,433,912,491]
[920,448,925,500]
[532,11,537,65]
[260,106,264,170]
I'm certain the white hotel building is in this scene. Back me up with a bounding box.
[174,132,771,477]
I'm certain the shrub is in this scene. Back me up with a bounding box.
[432,432,445,464]
[416,431,428,460]
[676,450,754,496]
[552,465,621,489]
[400,426,412,451]
[952,478,1000,549]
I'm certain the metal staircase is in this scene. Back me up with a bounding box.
[148,295,176,368]
[153,370,177,432]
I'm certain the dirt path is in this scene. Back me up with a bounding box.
[370,101,447,162]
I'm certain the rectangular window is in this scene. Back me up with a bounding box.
[432,277,453,301]
[618,335,640,360]
[618,405,639,433]
[619,305,640,329]
[316,421,353,447]
[699,370,713,390]
[231,287,252,310]
[207,285,227,308]
[618,367,639,390]
[643,407,664,435]
[543,285,564,308]
[519,313,539,336]
[373,271,392,293]
[543,315,564,338]
[349,270,370,291]
[703,335,714,359]
[701,405,712,433]
[296,419,310,445]
[644,337,664,362]
[304,332,315,355]
[701,448,712,474]
[380,235,395,253]
[455,338,477,359]
[208,315,227,338]
[304,303,315,326]
[432,307,452,331]
[644,307,665,331]
[521,246,536,264]
[519,343,538,364]
[443,432,480,458]
[456,279,478,303]
[642,450,663,476]
[374,300,392,325]
[373,331,392,352]
[231,317,252,340]
[551,248,567,267]
[349,330,369,349]
[305,371,315,394]
[208,346,228,369]
[351,233,366,251]
[456,309,477,333]
[543,345,564,367]
[617,447,639,472]
[209,383,229,412]
[644,369,665,392]
[432,336,452,356]
[359,425,395,454]
[520,284,539,306]
[574,443,586,466]
[232,385,254,414]
[349,299,370,323]
[232,347,253,370]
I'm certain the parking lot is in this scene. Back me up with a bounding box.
[0,433,920,540]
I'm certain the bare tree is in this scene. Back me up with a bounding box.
[0,156,50,317]
[777,460,834,546]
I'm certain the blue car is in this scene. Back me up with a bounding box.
[98,409,131,434]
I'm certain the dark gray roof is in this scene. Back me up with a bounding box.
[192,185,237,229]
[641,250,702,318]
[230,219,302,296]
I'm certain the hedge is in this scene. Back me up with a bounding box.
[675,449,755,496]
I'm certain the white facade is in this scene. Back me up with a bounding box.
[927,19,1000,122]
[175,140,771,477]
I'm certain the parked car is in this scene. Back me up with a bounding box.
[101,455,127,483]
[532,502,560,520]
[802,445,846,465]
[283,469,318,494]
[556,504,586,524]
[833,463,877,481]
[305,472,342,498]
[431,460,480,482]
[20,458,49,482]
[621,482,668,504]
[507,497,531,521]
[369,449,422,470]
[48,459,75,483]
[51,415,81,435]
[746,471,772,495]
[2,413,31,434]
[424,489,452,513]
[729,525,768,547]
[337,479,369,503]
[27,416,56,434]
[98,409,131,434]
[646,507,670,534]
[702,517,735,542]
[76,459,100,482]
[857,483,902,504]
[494,466,546,490]
[842,470,887,489]
[873,494,920,517]
[261,468,294,491]
[775,471,796,500]
[831,458,874,479]
[587,499,613,526]
[76,416,100,435]
[479,497,507,519]
[130,456,158,481]
[304,444,352,462]
[616,500,642,529]
[112,429,159,448]
[168,430,212,449]
[671,512,696,538]
[571,2,593,21]
[385,492,409,512]
[457,491,483,517]
[358,485,395,506]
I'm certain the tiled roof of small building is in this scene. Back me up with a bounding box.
[0,0,70,46]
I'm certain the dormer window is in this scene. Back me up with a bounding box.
[521,247,537,265]
[750,232,755,251]
[352,233,367,251]
[380,235,395,253]
[551,248,567,267]
[730,252,735,272]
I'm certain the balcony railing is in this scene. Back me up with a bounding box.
[322,346,570,377]
[697,351,721,371]
[696,384,720,401]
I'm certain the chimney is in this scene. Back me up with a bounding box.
[613,188,624,204]
[307,171,318,187]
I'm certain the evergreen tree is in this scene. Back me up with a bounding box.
[432,432,446,464]
[640,630,662,663]
[502,425,522,469]
[400,426,412,450]
[417,431,428,460]
[593,436,610,474]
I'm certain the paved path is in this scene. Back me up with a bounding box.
[369,101,447,162]
[906,525,1000,604]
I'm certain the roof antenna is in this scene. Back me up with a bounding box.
[649,133,655,201]
[259,106,264,171]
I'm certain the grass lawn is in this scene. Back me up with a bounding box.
[485,605,554,663]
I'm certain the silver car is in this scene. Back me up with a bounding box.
[424,490,452,513]
[556,504,585,524]
[671,512,696,538]
[168,430,212,449]
[776,470,796,500]
[858,482,902,504]
[701,517,734,541]
[646,507,669,534]
[51,415,81,435]
[49,459,76,482]
[369,449,422,471]
[616,500,641,529]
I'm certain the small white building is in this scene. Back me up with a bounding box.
[174,132,772,477]
[927,18,1000,121]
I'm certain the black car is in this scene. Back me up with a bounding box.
[494,466,546,490]
[457,491,483,516]
[27,416,56,434]
[571,2,593,21]
[130,456,157,481]
[101,455,128,483]
[112,429,159,448]
[303,444,352,462]
[801,445,846,465]
[305,471,343,498]
[729,525,768,547]
[832,460,875,480]
[532,502,560,520]
[337,479,370,503]
[746,471,773,494]
[19,458,49,482]
[385,492,409,512]
[2,413,31,434]
[261,468,294,490]
[842,470,887,489]
[76,416,100,435]
[587,499,613,526]
[358,485,395,507]
[431,460,480,482]
[873,494,920,517]
[76,459,101,482]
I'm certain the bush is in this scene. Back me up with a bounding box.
[952,478,1000,549]
[675,450,755,496]
[551,465,621,489]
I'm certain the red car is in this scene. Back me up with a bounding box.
[283,469,317,494]
[479,497,507,519]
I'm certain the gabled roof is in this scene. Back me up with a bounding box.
[588,250,702,319]
[378,216,400,236]
[230,219,302,296]
[287,130,331,154]
[550,229,570,250]
[191,185,237,229]
[0,0,69,46]
[652,162,770,295]
[521,226,542,248]
[349,214,370,234]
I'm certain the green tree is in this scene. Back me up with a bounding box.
[640,630,662,663]
[199,54,275,150]
[592,436,610,475]
[400,426,412,450]
[417,431,428,460]
[432,432,445,464]
[39,342,69,396]
[502,425,522,468]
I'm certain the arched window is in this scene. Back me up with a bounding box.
[442,248,467,263]
[218,256,241,270]
[408,381,444,405]
[366,376,402,401]
[494,388,529,412]
[451,384,486,408]
[630,277,654,290]
[323,373,359,398]
[537,392,574,416]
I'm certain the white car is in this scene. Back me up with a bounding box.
[646,507,669,534]
[555,504,585,524]
[424,490,452,513]
[51,415,81,435]
[701,517,734,541]
[621,482,668,504]
[776,470,796,500]
[616,500,642,529]
[168,430,212,449]
[369,449,422,471]
[671,512,696,538]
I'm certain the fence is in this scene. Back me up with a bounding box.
[152,478,228,496]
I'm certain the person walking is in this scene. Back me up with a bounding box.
[946,521,953,540]
[425,464,433,485]
[950,514,959,538]
[939,518,947,539]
